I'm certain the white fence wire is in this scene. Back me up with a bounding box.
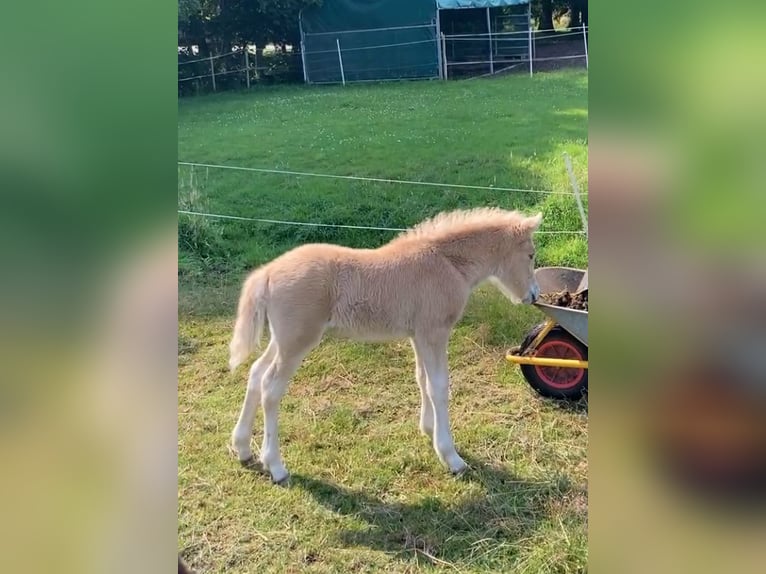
[178,209,585,235]
[177,160,588,236]
[177,161,585,196]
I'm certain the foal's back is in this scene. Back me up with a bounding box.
[265,240,468,339]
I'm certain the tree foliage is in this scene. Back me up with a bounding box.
[531,0,588,30]
[179,0,587,55]
[178,0,322,53]
[178,0,201,23]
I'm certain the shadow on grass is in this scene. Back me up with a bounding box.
[288,455,576,568]
[542,392,589,415]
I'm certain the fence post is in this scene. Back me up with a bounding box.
[441,33,448,80]
[300,40,309,84]
[435,13,444,80]
[336,38,346,85]
[581,25,589,69]
[563,152,588,236]
[244,48,250,89]
[486,8,494,75]
[299,12,309,84]
[527,4,533,77]
[209,54,216,91]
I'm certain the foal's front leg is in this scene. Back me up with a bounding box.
[414,335,467,475]
[411,339,434,437]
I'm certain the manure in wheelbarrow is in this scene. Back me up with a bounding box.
[539,290,588,311]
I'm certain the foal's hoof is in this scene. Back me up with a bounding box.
[272,473,291,487]
[450,463,470,478]
[228,444,250,462]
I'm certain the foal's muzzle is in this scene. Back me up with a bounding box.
[522,282,540,304]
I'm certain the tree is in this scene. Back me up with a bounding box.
[531,0,574,31]
[178,0,322,53]
[564,0,588,28]
[539,0,554,31]
[178,0,201,24]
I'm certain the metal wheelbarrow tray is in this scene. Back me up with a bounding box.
[506,267,588,399]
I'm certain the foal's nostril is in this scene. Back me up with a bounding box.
[530,284,540,303]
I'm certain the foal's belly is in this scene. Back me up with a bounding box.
[325,323,410,343]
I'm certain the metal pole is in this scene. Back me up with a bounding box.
[486,8,494,75]
[435,12,443,79]
[581,25,589,69]
[244,48,250,89]
[336,38,346,85]
[527,3,533,77]
[209,54,216,91]
[299,11,309,84]
[441,32,448,79]
[300,40,309,83]
[563,152,588,236]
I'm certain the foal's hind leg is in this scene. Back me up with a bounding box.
[231,340,277,462]
[257,350,309,484]
[259,330,323,484]
[410,339,434,437]
[413,332,467,475]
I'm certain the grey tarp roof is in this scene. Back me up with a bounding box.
[436,0,528,8]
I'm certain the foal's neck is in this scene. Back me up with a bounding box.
[431,230,499,287]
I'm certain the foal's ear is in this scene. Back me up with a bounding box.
[525,212,543,231]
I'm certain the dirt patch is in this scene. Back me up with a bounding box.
[450,35,586,79]
[540,290,588,311]
[532,36,587,72]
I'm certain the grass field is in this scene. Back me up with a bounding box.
[179,70,588,573]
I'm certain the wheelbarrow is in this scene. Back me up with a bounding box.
[506,267,588,399]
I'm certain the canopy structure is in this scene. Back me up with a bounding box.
[436,0,528,7]
[299,0,530,84]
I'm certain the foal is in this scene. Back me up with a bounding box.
[229,208,542,483]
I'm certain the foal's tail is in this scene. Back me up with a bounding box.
[229,268,269,372]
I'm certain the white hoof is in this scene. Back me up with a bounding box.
[272,472,290,487]
[228,440,253,463]
[447,455,468,476]
[269,466,290,485]
[230,433,253,462]
[261,454,289,485]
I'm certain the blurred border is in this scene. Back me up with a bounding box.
[590,0,766,571]
[0,2,178,573]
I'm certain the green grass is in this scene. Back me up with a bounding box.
[179,70,588,573]
[178,69,587,277]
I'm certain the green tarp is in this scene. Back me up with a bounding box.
[301,0,437,33]
[301,0,439,83]
[299,0,530,83]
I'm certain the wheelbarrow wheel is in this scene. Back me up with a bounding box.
[520,326,588,399]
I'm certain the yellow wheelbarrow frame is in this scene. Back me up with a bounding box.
[505,318,589,370]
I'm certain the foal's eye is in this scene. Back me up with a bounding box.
[529,253,534,260]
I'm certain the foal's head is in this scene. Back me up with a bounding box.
[491,212,543,304]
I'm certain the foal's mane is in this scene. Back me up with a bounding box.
[393,207,531,244]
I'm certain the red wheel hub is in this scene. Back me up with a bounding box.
[534,339,586,389]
